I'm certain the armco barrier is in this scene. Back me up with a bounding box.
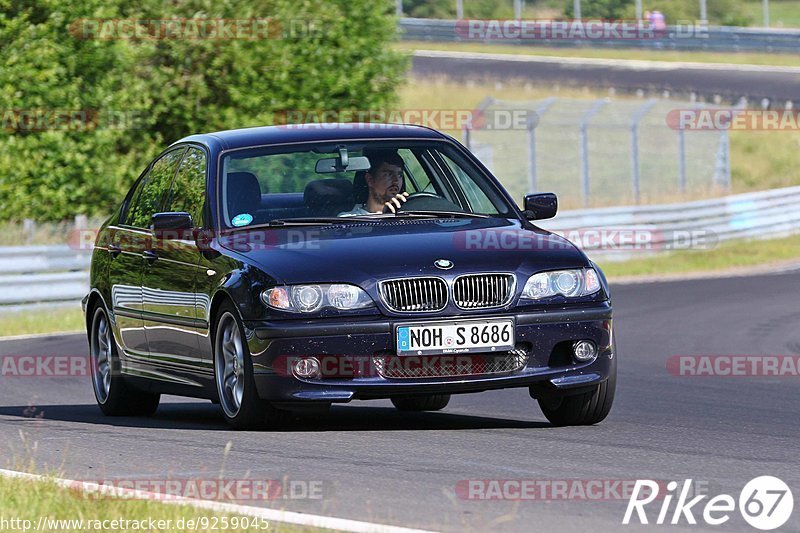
[539,185,800,260]
[0,245,90,307]
[1,185,799,307]
[399,18,800,54]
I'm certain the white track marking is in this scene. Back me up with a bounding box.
[0,468,438,533]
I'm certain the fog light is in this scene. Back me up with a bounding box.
[293,357,321,379]
[573,340,598,363]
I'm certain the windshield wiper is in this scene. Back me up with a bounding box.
[397,210,491,219]
[266,217,356,226]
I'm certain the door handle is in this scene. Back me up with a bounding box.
[142,250,158,264]
[107,244,121,258]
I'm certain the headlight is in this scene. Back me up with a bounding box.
[262,284,374,312]
[521,268,602,300]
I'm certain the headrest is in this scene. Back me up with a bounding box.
[304,178,354,217]
[226,171,262,216]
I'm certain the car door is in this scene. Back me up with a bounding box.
[109,147,186,366]
[141,146,212,380]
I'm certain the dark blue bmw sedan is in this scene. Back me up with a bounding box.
[83,123,616,429]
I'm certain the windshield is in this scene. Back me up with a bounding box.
[218,141,512,228]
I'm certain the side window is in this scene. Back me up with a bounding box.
[166,147,207,227]
[120,171,150,225]
[398,149,432,192]
[127,148,186,228]
[440,153,497,214]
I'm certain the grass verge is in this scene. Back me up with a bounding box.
[0,306,85,338]
[599,234,800,278]
[0,474,312,533]
[397,41,800,67]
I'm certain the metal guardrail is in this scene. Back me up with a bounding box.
[1,185,800,307]
[399,18,800,53]
[0,245,90,307]
[539,185,800,260]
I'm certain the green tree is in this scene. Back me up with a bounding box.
[0,0,407,222]
[565,0,633,18]
[403,0,518,19]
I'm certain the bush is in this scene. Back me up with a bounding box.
[0,0,407,222]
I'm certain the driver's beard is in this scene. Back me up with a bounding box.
[373,189,394,204]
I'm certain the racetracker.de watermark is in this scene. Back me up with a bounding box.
[453,228,717,252]
[0,355,89,377]
[455,19,708,40]
[69,18,324,40]
[667,109,800,131]
[275,354,520,378]
[70,478,325,501]
[68,228,333,252]
[456,479,714,501]
[273,109,538,131]
[1,109,143,132]
[667,355,800,377]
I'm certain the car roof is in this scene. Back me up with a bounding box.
[173,123,448,152]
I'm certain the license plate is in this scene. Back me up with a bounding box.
[396,318,515,355]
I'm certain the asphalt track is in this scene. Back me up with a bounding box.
[411,50,800,105]
[1,271,799,532]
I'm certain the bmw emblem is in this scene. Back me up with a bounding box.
[434,259,453,270]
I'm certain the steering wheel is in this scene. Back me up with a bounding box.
[383,192,465,214]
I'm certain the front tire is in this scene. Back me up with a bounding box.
[89,305,160,416]
[213,301,290,430]
[391,394,451,412]
[537,359,616,427]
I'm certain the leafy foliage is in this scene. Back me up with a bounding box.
[0,0,407,222]
[565,0,751,26]
[403,0,518,19]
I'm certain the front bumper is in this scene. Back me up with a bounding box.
[244,302,614,403]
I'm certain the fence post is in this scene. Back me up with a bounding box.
[23,219,35,245]
[463,95,496,152]
[678,128,687,194]
[456,0,463,19]
[462,126,471,151]
[630,99,658,204]
[712,103,744,190]
[714,130,731,190]
[578,99,609,207]
[396,0,403,17]
[526,97,557,194]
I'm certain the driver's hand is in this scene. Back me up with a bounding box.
[382,192,409,214]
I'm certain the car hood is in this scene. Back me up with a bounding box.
[218,218,588,285]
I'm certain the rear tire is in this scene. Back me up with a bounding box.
[537,359,616,427]
[89,304,160,417]
[391,394,450,412]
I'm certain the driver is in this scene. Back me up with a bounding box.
[339,149,409,216]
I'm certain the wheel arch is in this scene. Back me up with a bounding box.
[84,289,110,336]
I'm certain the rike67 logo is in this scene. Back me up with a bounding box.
[624,477,793,530]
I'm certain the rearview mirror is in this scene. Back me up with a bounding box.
[315,155,371,174]
[152,212,194,239]
[523,193,558,220]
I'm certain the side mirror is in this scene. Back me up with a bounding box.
[523,193,558,220]
[152,212,194,239]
